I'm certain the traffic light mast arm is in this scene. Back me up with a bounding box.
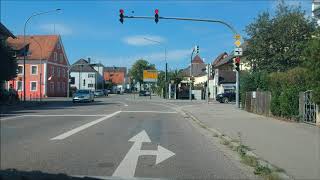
[123,15,239,35]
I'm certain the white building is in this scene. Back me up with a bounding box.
[70,59,97,91]
[312,0,320,26]
[91,63,104,88]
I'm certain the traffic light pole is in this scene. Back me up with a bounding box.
[121,14,241,107]
[236,69,240,108]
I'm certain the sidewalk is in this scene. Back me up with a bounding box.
[181,102,320,179]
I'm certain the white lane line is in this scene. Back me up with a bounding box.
[116,101,128,107]
[121,110,177,114]
[50,111,121,140]
[0,115,24,121]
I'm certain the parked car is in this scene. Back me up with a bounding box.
[216,92,235,103]
[139,90,150,96]
[102,89,109,96]
[73,89,94,103]
[94,90,104,97]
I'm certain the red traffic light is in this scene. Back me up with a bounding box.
[235,57,240,64]
[119,9,124,14]
[155,9,159,14]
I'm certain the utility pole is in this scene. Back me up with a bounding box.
[190,48,195,101]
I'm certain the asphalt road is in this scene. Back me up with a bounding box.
[1,95,253,179]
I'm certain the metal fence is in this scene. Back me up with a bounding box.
[244,91,271,116]
[299,91,319,125]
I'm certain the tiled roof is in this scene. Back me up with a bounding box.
[212,52,228,66]
[181,63,207,77]
[70,59,97,72]
[218,70,236,84]
[7,35,59,60]
[192,54,204,64]
[0,22,16,38]
[104,67,127,73]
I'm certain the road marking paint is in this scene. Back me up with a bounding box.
[50,111,121,140]
[112,130,175,177]
[0,115,24,121]
[121,110,177,114]
[116,101,129,106]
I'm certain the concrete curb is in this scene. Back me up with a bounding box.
[181,108,293,180]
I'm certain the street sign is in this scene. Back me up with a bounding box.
[143,70,158,82]
[234,48,243,56]
[112,130,175,177]
[234,40,241,47]
[234,34,241,40]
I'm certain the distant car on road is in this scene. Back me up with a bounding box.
[102,89,109,96]
[139,90,150,96]
[94,90,104,97]
[73,89,94,103]
[216,92,235,103]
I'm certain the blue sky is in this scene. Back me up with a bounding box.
[1,0,313,71]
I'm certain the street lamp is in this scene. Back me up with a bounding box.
[23,8,61,102]
[30,37,42,102]
[190,46,196,101]
[143,37,167,98]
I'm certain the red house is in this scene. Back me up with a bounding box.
[7,35,69,99]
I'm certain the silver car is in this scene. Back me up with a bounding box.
[73,89,94,103]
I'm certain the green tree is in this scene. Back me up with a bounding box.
[245,0,316,72]
[0,44,17,82]
[303,28,320,104]
[129,59,155,88]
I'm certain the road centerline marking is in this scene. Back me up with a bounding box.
[50,111,121,140]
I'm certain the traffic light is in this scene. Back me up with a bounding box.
[196,45,200,54]
[119,9,124,24]
[235,57,240,71]
[155,9,159,23]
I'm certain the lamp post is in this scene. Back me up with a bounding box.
[143,37,167,98]
[23,8,61,102]
[190,47,196,101]
[30,37,42,102]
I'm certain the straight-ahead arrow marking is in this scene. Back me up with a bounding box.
[112,130,175,178]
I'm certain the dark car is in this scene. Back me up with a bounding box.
[216,92,235,103]
[139,90,150,96]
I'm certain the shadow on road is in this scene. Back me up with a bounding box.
[0,99,119,115]
[0,169,100,180]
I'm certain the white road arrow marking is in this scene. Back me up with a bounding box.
[112,130,175,178]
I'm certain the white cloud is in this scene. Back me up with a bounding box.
[39,23,72,35]
[123,35,166,46]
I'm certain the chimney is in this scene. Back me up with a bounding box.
[88,57,91,64]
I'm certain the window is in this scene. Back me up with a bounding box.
[51,66,55,76]
[62,82,65,92]
[60,53,64,62]
[57,67,60,77]
[16,81,23,91]
[18,65,23,75]
[83,79,86,86]
[30,81,37,91]
[88,84,94,88]
[31,65,38,75]
[88,74,95,78]
[57,43,60,49]
[57,82,61,92]
[54,52,58,61]
[50,82,54,92]
[62,69,66,77]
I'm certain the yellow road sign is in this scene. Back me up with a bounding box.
[234,40,241,47]
[234,34,241,40]
[143,70,158,82]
